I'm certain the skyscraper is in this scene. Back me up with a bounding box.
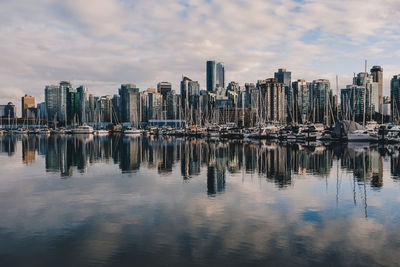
[371,66,383,108]
[311,79,332,125]
[256,78,286,123]
[390,75,400,121]
[45,85,58,123]
[292,79,311,124]
[216,62,225,89]
[274,69,292,121]
[119,84,140,123]
[206,60,216,92]
[22,95,35,119]
[76,86,88,124]
[0,102,16,118]
[58,81,72,124]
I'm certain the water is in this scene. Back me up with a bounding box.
[0,135,400,267]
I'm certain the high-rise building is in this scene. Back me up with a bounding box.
[341,85,367,121]
[256,78,286,123]
[216,62,225,89]
[371,66,383,107]
[111,94,120,123]
[245,83,257,108]
[0,102,16,118]
[119,84,140,123]
[180,76,192,117]
[311,79,332,125]
[44,85,58,123]
[292,79,311,124]
[76,86,88,124]
[342,72,379,122]
[97,96,113,123]
[22,95,35,119]
[58,81,72,124]
[88,94,96,122]
[274,69,292,121]
[391,75,400,121]
[207,60,224,92]
[66,87,79,125]
[37,102,46,120]
[206,60,216,92]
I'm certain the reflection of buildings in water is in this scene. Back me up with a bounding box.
[119,136,142,173]
[157,139,180,174]
[181,140,202,180]
[258,143,291,187]
[207,152,226,195]
[4,135,395,189]
[0,135,16,156]
[292,145,333,177]
[22,136,36,164]
[390,150,400,180]
[46,135,94,177]
[341,145,383,188]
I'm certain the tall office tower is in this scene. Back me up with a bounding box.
[390,75,400,121]
[119,84,140,123]
[157,82,172,117]
[112,94,120,123]
[76,86,88,124]
[157,82,172,96]
[292,79,311,124]
[66,87,79,125]
[352,72,379,118]
[274,69,292,121]
[311,79,332,125]
[97,96,113,123]
[245,83,257,108]
[166,90,177,120]
[216,62,225,89]
[37,102,46,120]
[206,60,216,92]
[21,95,35,119]
[341,85,367,121]
[0,102,16,118]
[180,76,192,117]
[256,78,286,123]
[188,81,200,123]
[371,66,383,107]
[88,94,96,122]
[44,85,59,122]
[58,81,72,125]
[353,72,369,86]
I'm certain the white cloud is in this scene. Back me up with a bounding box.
[0,0,400,115]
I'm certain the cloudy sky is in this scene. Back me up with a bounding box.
[1,0,400,110]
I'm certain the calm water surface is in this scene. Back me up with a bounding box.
[0,135,400,266]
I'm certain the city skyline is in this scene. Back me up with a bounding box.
[1,0,400,109]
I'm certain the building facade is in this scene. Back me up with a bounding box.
[22,95,35,119]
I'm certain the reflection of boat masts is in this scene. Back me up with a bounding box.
[363,151,368,218]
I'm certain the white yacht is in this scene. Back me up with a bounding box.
[71,125,94,134]
[347,130,378,142]
[366,121,379,131]
[123,127,142,136]
[94,129,109,135]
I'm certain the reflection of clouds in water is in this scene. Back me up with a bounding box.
[0,137,400,265]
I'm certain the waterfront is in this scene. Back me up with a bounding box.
[1,135,400,266]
